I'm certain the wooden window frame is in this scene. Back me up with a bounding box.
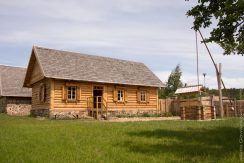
[62,82,81,103]
[39,83,46,103]
[113,86,128,103]
[117,89,124,102]
[140,91,146,102]
[137,87,150,104]
[67,86,77,101]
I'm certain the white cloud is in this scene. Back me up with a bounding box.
[155,70,244,89]
[0,0,242,88]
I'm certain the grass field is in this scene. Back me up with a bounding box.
[0,114,240,163]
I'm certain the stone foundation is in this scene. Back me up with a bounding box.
[105,110,158,117]
[31,109,159,120]
[6,104,31,116]
[31,109,49,117]
[49,111,88,119]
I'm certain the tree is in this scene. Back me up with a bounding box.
[160,64,183,98]
[186,0,244,55]
[205,88,244,100]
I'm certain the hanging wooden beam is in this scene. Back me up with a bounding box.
[198,30,233,107]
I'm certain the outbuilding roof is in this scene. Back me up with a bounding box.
[175,85,203,95]
[24,46,164,87]
[0,65,31,97]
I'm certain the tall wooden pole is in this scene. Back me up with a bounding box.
[240,89,242,116]
[195,31,200,92]
[216,63,224,118]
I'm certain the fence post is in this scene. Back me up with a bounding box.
[181,107,185,120]
[213,106,216,119]
[165,98,167,113]
[225,103,229,117]
[234,99,237,117]
[201,107,204,120]
[96,96,98,120]
[197,106,201,120]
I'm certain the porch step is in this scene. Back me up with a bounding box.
[90,113,108,120]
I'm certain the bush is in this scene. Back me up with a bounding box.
[163,112,173,117]
[115,112,174,118]
[142,113,150,117]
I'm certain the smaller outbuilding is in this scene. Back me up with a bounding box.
[0,65,32,116]
[175,85,216,120]
[175,85,203,96]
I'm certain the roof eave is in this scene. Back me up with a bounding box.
[47,76,164,88]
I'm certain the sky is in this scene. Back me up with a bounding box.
[0,0,243,88]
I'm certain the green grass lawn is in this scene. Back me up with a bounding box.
[0,114,241,163]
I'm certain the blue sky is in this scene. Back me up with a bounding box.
[0,0,243,88]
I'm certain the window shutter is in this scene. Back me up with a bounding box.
[38,85,42,102]
[146,91,150,103]
[39,83,45,103]
[62,85,67,101]
[43,84,46,102]
[113,88,118,102]
[137,90,140,103]
[124,89,128,102]
[76,86,80,101]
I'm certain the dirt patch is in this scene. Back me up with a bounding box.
[107,116,181,122]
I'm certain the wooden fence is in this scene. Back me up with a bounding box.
[158,98,180,116]
[159,97,244,117]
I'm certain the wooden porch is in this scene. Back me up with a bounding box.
[87,96,108,120]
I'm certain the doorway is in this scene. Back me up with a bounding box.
[93,86,103,109]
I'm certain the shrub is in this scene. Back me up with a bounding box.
[142,113,150,117]
[163,112,173,117]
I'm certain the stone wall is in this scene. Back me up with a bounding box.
[0,97,31,116]
[31,109,49,117]
[107,110,158,117]
[6,104,31,116]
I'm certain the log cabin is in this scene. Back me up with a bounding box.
[0,65,32,115]
[23,46,164,119]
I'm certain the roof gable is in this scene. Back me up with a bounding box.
[23,48,44,87]
[0,65,32,97]
[24,46,164,87]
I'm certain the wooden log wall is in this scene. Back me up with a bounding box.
[50,79,158,113]
[31,79,51,110]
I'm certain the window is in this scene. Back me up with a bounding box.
[140,91,146,102]
[117,90,124,102]
[67,86,76,100]
[39,84,46,103]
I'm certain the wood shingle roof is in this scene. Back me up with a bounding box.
[0,65,31,97]
[24,46,164,87]
[175,85,203,95]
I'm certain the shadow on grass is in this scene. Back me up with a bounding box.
[117,126,239,162]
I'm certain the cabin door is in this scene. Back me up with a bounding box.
[93,86,103,109]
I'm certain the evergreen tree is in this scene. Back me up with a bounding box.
[160,64,183,98]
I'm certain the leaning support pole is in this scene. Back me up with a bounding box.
[216,63,224,118]
[198,29,233,109]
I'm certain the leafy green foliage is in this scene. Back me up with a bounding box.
[206,88,244,100]
[187,0,244,55]
[160,64,183,98]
